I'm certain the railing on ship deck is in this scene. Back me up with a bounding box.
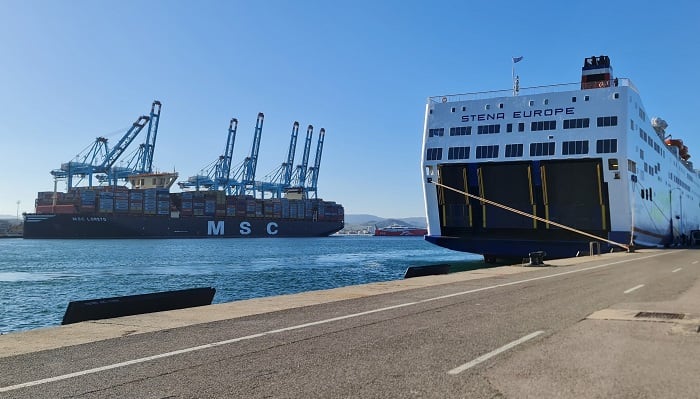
[428,78,637,104]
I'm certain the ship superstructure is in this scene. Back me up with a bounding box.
[421,55,700,261]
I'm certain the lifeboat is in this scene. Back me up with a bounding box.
[665,138,684,149]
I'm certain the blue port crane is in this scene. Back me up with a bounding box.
[179,118,239,192]
[102,101,162,185]
[305,128,325,199]
[51,114,150,189]
[289,124,314,191]
[259,121,300,197]
[140,100,161,173]
[229,113,265,195]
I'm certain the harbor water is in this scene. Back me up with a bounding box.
[0,236,480,334]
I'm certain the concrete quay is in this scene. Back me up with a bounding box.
[1,248,699,398]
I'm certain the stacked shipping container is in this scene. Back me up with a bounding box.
[34,188,344,222]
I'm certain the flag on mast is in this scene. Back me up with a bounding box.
[513,56,524,63]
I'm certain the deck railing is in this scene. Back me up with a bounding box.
[428,78,637,104]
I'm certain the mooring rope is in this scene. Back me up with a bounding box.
[429,180,629,251]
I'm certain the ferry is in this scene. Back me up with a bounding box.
[421,55,700,262]
[373,224,428,236]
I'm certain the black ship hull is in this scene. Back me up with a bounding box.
[23,213,343,239]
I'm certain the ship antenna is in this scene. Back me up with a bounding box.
[512,56,523,96]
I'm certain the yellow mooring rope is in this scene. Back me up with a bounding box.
[430,180,629,251]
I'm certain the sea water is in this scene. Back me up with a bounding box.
[0,237,479,333]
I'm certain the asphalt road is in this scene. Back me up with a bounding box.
[2,249,699,398]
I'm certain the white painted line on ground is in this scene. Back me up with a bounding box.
[692,261,698,265]
[672,268,683,273]
[448,330,545,375]
[624,284,645,294]
[0,251,671,393]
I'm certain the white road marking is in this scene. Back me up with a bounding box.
[672,268,682,273]
[624,284,645,294]
[692,261,698,264]
[0,251,671,393]
[448,330,545,375]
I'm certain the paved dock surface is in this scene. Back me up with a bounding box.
[1,248,699,398]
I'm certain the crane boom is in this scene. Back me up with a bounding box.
[306,128,325,197]
[140,100,162,173]
[283,121,300,186]
[217,118,238,189]
[292,125,314,188]
[242,112,264,187]
[101,116,150,170]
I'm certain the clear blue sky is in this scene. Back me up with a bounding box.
[1,1,699,218]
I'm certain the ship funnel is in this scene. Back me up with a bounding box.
[581,55,614,90]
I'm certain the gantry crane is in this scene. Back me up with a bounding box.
[305,128,325,199]
[102,101,162,185]
[289,125,314,192]
[229,113,265,195]
[179,118,239,192]
[51,114,150,189]
[259,121,300,198]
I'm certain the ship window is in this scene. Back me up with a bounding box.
[640,149,644,160]
[639,128,647,141]
[596,139,618,153]
[462,106,466,111]
[640,189,645,199]
[449,126,471,136]
[530,120,557,131]
[475,145,499,159]
[505,143,524,158]
[628,160,637,173]
[543,99,549,105]
[477,124,500,134]
[485,104,491,110]
[498,103,504,109]
[426,147,443,161]
[428,128,445,137]
[649,187,653,201]
[562,140,589,155]
[451,107,456,113]
[597,116,618,127]
[614,93,620,99]
[572,96,577,103]
[563,118,590,129]
[608,158,619,170]
[518,122,525,132]
[429,109,433,114]
[630,119,635,130]
[585,95,590,101]
[529,142,555,156]
[447,146,470,160]
[528,100,534,106]
[152,178,156,184]
[506,123,513,133]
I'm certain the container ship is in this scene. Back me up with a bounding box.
[374,224,428,236]
[23,106,344,238]
[421,55,700,262]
